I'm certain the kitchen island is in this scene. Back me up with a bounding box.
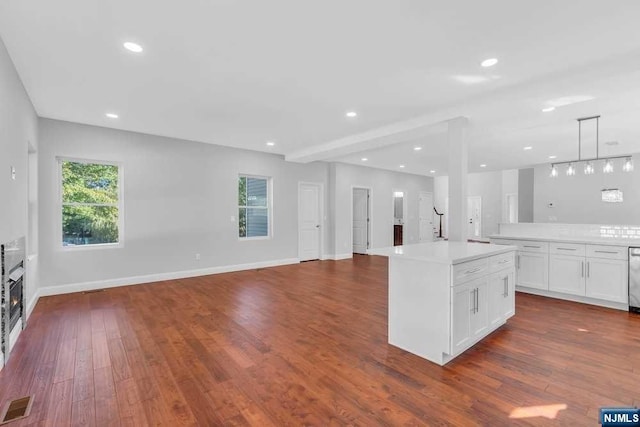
[370,241,517,366]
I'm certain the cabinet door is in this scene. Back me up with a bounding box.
[517,252,549,290]
[586,258,628,303]
[488,270,515,328]
[489,272,507,327]
[502,269,516,319]
[470,278,490,338]
[549,254,586,296]
[451,283,472,355]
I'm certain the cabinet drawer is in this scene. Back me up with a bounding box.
[452,258,489,286]
[550,242,586,256]
[586,245,628,260]
[516,241,549,253]
[489,252,515,272]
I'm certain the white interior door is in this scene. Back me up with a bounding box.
[353,188,369,254]
[419,191,434,242]
[468,196,482,239]
[299,183,321,261]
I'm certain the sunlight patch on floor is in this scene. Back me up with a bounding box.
[509,404,567,420]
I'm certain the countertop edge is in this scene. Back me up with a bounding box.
[489,235,640,247]
[377,245,518,265]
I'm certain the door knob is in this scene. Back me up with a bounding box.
[316,225,320,228]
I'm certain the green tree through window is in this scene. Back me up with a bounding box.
[61,160,120,246]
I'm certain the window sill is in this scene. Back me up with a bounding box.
[60,242,124,252]
[238,236,271,241]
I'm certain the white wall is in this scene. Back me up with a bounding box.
[38,119,331,289]
[331,163,433,256]
[533,157,640,224]
[0,35,38,305]
[434,170,518,239]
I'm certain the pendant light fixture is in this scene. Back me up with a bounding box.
[584,161,595,175]
[550,115,634,178]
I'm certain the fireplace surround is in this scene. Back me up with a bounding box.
[1,237,26,367]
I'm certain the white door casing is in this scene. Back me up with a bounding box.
[419,191,434,242]
[467,196,482,239]
[298,183,322,261]
[353,188,369,254]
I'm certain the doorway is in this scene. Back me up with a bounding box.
[352,188,370,254]
[419,191,434,242]
[468,196,482,239]
[298,182,323,261]
[505,193,518,224]
[393,191,404,246]
[444,196,483,240]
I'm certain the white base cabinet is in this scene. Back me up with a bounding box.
[585,258,627,303]
[517,252,549,290]
[491,238,629,308]
[549,254,585,296]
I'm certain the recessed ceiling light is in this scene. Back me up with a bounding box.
[361,157,368,162]
[430,170,436,174]
[605,141,619,146]
[266,141,275,146]
[480,164,487,168]
[524,146,533,151]
[399,165,405,168]
[480,58,498,67]
[549,155,557,159]
[123,42,143,53]
[414,146,422,151]
[542,106,556,112]
[346,111,357,118]
[105,113,119,119]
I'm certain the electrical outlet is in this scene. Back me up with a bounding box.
[10,166,15,180]
[230,215,235,222]
[195,253,201,261]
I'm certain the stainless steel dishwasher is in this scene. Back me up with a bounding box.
[629,247,640,313]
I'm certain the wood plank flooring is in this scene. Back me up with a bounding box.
[1,255,639,426]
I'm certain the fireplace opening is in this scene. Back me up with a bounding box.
[8,275,22,332]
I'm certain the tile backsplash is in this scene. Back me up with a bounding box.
[498,223,640,240]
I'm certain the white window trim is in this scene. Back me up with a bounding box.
[57,157,124,251]
[238,174,272,241]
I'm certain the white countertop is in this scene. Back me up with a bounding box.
[489,234,640,247]
[369,241,517,265]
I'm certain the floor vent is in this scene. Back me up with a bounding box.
[83,289,105,294]
[0,395,33,425]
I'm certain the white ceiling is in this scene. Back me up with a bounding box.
[1,1,640,174]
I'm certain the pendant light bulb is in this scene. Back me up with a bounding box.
[603,159,614,174]
[584,161,595,175]
[550,164,558,178]
[623,157,634,172]
[566,163,576,176]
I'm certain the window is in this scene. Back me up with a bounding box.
[60,159,122,247]
[238,175,270,238]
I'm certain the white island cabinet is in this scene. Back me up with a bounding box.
[370,241,517,366]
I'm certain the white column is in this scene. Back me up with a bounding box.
[447,117,468,242]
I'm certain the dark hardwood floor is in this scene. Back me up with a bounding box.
[1,255,639,426]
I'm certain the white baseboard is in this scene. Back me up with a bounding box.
[38,258,301,297]
[332,253,353,260]
[26,289,40,319]
[516,286,628,311]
